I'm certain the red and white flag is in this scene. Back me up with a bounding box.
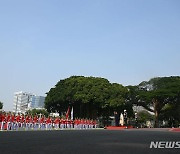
[65,106,70,119]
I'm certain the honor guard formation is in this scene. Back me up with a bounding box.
[0,112,97,131]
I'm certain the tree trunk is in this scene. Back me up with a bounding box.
[154,110,159,128]
[153,99,159,128]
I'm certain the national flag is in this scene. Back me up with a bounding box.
[65,106,70,119]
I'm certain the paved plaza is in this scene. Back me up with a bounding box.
[0,129,180,154]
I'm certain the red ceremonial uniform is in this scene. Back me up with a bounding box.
[0,113,5,130]
[16,115,21,123]
[21,116,25,123]
[7,114,11,122]
[40,117,45,123]
[33,116,38,123]
[1,114,5,122]
[62,119,66,125]
[77,119,81,125]
[11,115,15,123]
[26,116,30,123]
[46,118,51,124]
[0,113,2,122]
[29,116,33,123]
[54,117,59,124]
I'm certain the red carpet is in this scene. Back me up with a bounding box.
[105,126,133,130]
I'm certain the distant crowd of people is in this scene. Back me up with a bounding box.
[0,112,97,131]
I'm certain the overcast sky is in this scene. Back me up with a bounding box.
[0,0,180,111]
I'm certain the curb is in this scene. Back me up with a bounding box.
[169,128,180,132]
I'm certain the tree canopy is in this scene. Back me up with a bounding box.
[134,76,180,127]
[45,75,180,127]
[45,76,129,119]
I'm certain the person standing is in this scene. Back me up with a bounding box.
[74,118,78,129]
[46,116,52,130]
[93,120,97,128]
[6,112,11,130]
[114,111,120,127]
[70,119,74,129]
[25,114,30,130]
[33,114,38,130]
[16,113,21,131]
[29,114,33,130]
[21,114,25,130]
[54,117,60,130]
[66,119,70,129]
[80,119,84,129]
[11,113,16,130]
[77,118,81,129]
[0,112,5,130]
[40,115,45,130]
[60,118,65,130]
[0,111,2,130]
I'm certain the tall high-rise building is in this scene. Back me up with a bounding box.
[31,96,45,109]
[13,91,45,114]
[13,91,35,114]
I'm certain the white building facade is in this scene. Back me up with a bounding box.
[13,91,45,114]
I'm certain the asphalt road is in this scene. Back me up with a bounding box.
[0,129,180,154]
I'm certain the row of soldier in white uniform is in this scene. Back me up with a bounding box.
[0,112,97,131]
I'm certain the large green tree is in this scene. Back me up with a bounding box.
[137,76,180,127]
[45,76,129,119]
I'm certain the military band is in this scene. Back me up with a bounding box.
[0,112,97,131]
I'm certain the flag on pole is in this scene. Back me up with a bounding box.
[66,106,70,119]
[71,107,73,120]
